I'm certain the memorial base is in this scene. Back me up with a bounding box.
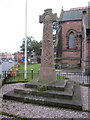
[39,67,56,84]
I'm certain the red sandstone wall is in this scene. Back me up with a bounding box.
[62,60,80,63]
[82,27,90,73]
[60,20,82,64]
[62,51,80,58]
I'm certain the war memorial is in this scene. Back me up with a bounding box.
[3,9,84,111]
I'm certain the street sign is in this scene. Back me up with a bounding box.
[22,57,28,62]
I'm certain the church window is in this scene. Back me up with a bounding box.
[69,32,75,49]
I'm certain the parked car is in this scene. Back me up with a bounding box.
[0,59,3,64]
[9,60,13,63]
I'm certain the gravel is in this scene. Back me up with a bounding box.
[0,83,89,119]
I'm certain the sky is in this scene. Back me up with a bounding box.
[0,0,89,53]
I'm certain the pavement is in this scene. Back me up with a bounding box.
[0,64,2,76]
[2,61,16,72]
[0,83,89,119]
[0,61,17,88]
[56,68,83,84]
[56,68,82,73]
[0,64,2,88]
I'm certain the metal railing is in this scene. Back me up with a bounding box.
[2,70,39,84]
[56,71,90,84]
[2,70,90,84]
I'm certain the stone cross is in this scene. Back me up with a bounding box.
[39,9,57,84]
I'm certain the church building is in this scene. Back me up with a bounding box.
[54,6,90,74]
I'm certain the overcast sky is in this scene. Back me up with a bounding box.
[0,0,89,53]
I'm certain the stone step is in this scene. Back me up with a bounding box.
[3,84,82,111]
[14,82,73,99]
[25,80,68,91]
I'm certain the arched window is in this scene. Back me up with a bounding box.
[69,32,75,49]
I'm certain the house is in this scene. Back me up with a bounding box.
[14,52,24,63]
[55,6,90,74]
[0,52,13,61]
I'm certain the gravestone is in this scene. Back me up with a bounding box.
[39,9,57,83]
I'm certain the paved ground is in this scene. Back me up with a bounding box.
[2,61,16,72]
[0,64,2,75]
[0,83,89,119]
[0,67,90,119]
[56,68,89,84]
[57,68,82,72]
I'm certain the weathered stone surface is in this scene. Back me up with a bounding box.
[25,80,67,91]
[39,9,57,83]
[14,81,73,99]
[3,81,82,111]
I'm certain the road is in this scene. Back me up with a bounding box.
[0,61,16,85]
[2,61,16,72]
[0,61,16,86]
[0,64,2,79]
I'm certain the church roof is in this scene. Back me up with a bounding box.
[60,7,88,21]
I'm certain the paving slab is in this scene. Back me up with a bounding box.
[3,84,82,110]
[25,80,67,91]
[3,80,82,111]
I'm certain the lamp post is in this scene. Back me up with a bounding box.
[25,0,27,80]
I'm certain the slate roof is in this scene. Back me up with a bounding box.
[60,8,88,21]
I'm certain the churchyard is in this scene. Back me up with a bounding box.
[1,7,90,119]
[2,64,68,83]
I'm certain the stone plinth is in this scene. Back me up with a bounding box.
[39,9,57,84]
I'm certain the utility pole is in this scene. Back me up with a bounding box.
[25,0,27,80]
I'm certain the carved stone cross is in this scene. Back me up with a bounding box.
[39,9,57,84]
[39,9,57,24]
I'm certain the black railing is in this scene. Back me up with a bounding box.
[56,71,90,84]
[2,70,39,83]
[57,71,82,83]
[2,70,90,84]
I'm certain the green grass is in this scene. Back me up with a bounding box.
[57,75,68,80]
[18,64,41,72]
[6,64,41,82]
[5,64,68,83]
[0,111,29,119]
